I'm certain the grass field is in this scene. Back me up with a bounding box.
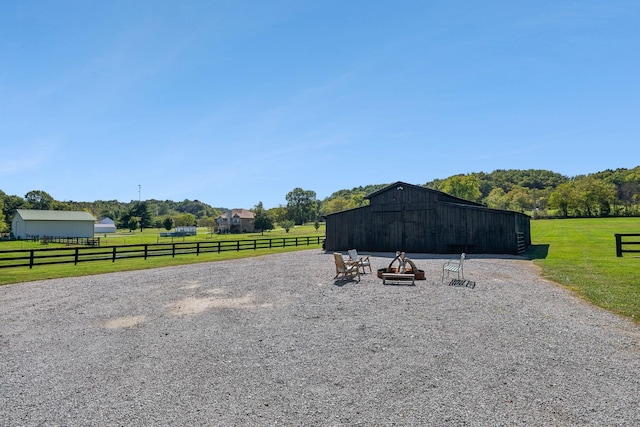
[529,217,640,322]
[1,224,325,250]
[0,224,324,285]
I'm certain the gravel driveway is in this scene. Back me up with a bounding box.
[1,250,639,426]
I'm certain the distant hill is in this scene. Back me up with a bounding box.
[320,167,640,218]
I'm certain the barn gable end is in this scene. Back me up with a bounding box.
[325,181,530,255]
[366,182,485,208]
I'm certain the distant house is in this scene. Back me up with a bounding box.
[215,209,255,233]
[94,217,117,234]
[12,209,97,239]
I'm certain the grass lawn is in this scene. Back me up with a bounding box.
[529,217,640,322]
[0,224,324,285]
[0,224,325,250]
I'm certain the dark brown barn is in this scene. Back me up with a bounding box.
[324,181,531,255]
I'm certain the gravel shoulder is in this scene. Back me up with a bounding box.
[1,250,639,426]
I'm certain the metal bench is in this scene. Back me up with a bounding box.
[382,272,415,285]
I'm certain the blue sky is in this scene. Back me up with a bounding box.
[1,1,639,209]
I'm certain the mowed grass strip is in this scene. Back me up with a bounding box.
[530,217,640,322]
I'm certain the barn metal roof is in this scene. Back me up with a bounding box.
[15,209,96,222]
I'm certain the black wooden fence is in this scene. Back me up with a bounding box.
[615,233,640,257]
[0,236,324,269]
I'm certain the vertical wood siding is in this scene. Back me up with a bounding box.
[325,183,530,255]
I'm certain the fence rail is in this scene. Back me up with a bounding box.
[615,233,640,257]
[0,236,324,269]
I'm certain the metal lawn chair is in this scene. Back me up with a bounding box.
[442,253,465,282]
[348,249,372,274]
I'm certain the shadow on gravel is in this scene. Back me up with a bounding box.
[332,279,359,287]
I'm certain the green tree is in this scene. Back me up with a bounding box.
[268,206,288,224]
[2,194,26,225]
[531,188,552,216]
[174,213,196,227]
[24,190,55,210]
[573,177,616,217]
[484,188,508,210]
[128,217,139,232]
[438,175,482,202]
[549,182,575,217]
[506,186,532,213]
[130,201,152,231]
[198,216,216,233]
[280,219,295,233]
[0,194,7,233]
[320,196,363,215]
[618,181,640,215]
[319,186,373,216]
[176,199,216,219]
[163,217,174,230]
[286,188,317,225]
[252,202,274,235]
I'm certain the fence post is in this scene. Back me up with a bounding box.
[237,240,240,251]
[74,248,79,265]
[197,242,200,256]
[172,243,176,258]
[615,234,622,257]
[218,241,221,253]
[112,247,117,262]
[254,240,257,250]
[144,244,148,260]
[29,250,34,269]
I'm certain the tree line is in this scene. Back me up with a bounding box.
[2,166,639,234]
[317,167,640,219]
[426,167,640,218]
[0,187,325,234]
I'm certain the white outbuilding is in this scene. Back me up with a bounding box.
[94,217,117,234]
[11,209,97,239]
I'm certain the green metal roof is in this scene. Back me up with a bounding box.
[15,209,96,222]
